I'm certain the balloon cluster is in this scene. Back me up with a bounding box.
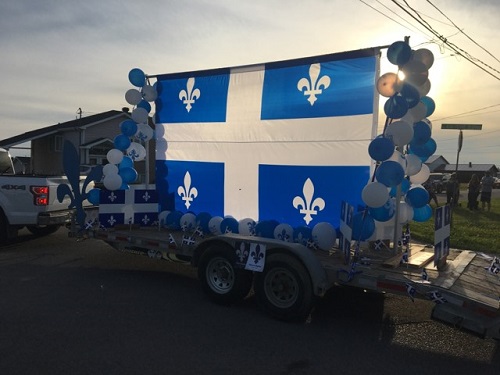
[159,210,338,252]
[353,41,436,242]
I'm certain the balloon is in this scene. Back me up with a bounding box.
[405,186,429,208]
[375,160,405,187]
[312,222,337,251]
[238,218,256,236]
[180,213,197,232]
[402,60,428,86]
[255,220,279,238]
[135,123,154,142]
[409,101,427,122]
[409,138,437,158]
[125,89,142,106]
[120,120,138,137]
[412,48,434,69]
[142,84,158,102]
[195,212,212,234]
[376,72,399,97]
[362,182,390,208]
[129,68,146,87]
[131,107,149,124]
[412,121,432,145]
[416,79,431,97]
[368,136,394,161]
[119,156,134,169]
[158,211,170,226]
[405,154,422,176]
[106,148,123,165]
[389,178,410,197]
[137,99,152,113]
[413,204,433,222]
[387,41,412,66]
[103,163,118,176]
[114,134,131,151]
[421,96,436,117]
[293,226,312,246]
[208,216,223,235]
[384,95,408,119]
[388,150,406,171]
[352,212,376,241]
[126,142,147,161]
[400,82,421,109]
[119,167,138,183]
[103,174,122,191]
[87,188,100,205]
[166,211,183,230]
[274,223,294,242]
[220,217,239,234]
[368,199,395,222]
[410,163,430,185]
[385,120,414,147]
[120,183,130,190]
[398,202,414,224]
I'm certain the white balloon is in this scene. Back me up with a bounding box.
[180,213,197,232]
[312,222,337,251]
[412,48,434,69]
[158,211,171,226]
[103,163,118,176]
[405,154,422,176]
[125,89,142,105]
[385,120,414,146]
[409,101,427,122]
[398,202,414,224]
[389,150,406,171]
[410,163,430,184]
[142,84,158,102]
[416,79,431,97]
[103,174,122,191]
[208,216,223,235]
[135,123,154,142]
[274,223,294,242]
[126,142,147,161]
[400,112,415,126]
[106,148,124,165]
[362,182,390,208]
[239,218,256,236]
[131,107,149,123]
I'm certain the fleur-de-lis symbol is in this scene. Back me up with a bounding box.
[177,171,198,209]
[141,214,150,225]
[251,244,264,264]
[108,192,117,202]
[179,77,201,112]
[107,215,117,226]
[297,63,331,106]
[277,229,290,242]
[142,191,151,202]
[236,243,248,262]
[293,178,325,225]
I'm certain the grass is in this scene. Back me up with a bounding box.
[409,197,500,254]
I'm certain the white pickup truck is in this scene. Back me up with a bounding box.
[0,148,78,242]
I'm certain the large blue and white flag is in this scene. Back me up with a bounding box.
[154,48,380,228]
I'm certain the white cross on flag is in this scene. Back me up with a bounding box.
[434,205,451,266]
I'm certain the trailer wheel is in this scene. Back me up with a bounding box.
[198,245,253,305]
[254,253,314,322]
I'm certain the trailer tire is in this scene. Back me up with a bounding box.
[254,253,314,322]
[26,225,59,237]
[198,245,253,305]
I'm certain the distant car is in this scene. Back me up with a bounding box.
[493,177,500,189]
[428,173,451,193]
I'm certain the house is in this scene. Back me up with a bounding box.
[424,154,449,173]
[436,162,498,183]
[0,108,155,184]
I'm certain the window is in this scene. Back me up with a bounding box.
[49,135,63,152]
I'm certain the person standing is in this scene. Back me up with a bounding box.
[446,173,459,206]
[480,171,494,211]
[467,174,480,210]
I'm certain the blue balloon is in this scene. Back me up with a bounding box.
[368,136,394,161]
[293,226,312,246]
[421,96,436,117]
[405,186,429,208]
[368,199,395,222]
[120,120,138,137]
[220,217,239,234]
[409,138,437,158]
[400,83,421,109]
[375,160,405,187]
[196,212,212,234]
[137,99,151,113]
[389,178,410,197]
[387,41,412,66]
[413,204,432,222]
[114,134,131,151]
[119,156,134,169]
[87,188,100,205]
[166,211,183,230]
[412,121,431,145]
[384,95,409,119]
[128,68,146,87]
[119,167,138,183]
[119,183,130,190]
[255,220,279,238]
[352,212,376,241]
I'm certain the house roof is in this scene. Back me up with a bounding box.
[440,164,498,173]
[0,110,128,149]
[425,154,449,165]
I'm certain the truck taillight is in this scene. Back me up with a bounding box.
[31,186,49,206]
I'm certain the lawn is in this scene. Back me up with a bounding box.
[409,197,500,254]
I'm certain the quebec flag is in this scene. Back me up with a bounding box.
[154,48,380,229]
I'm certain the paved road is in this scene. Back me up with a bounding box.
[1,229,498,375]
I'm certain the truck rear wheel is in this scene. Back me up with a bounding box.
[254,253,314,322]
[198,245,253,305]
[27,225,59,237]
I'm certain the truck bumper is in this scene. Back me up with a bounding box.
[38,210,74,226]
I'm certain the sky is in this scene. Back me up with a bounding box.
[0,0,499,166]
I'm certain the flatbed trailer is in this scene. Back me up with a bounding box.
[85,225,500,339]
